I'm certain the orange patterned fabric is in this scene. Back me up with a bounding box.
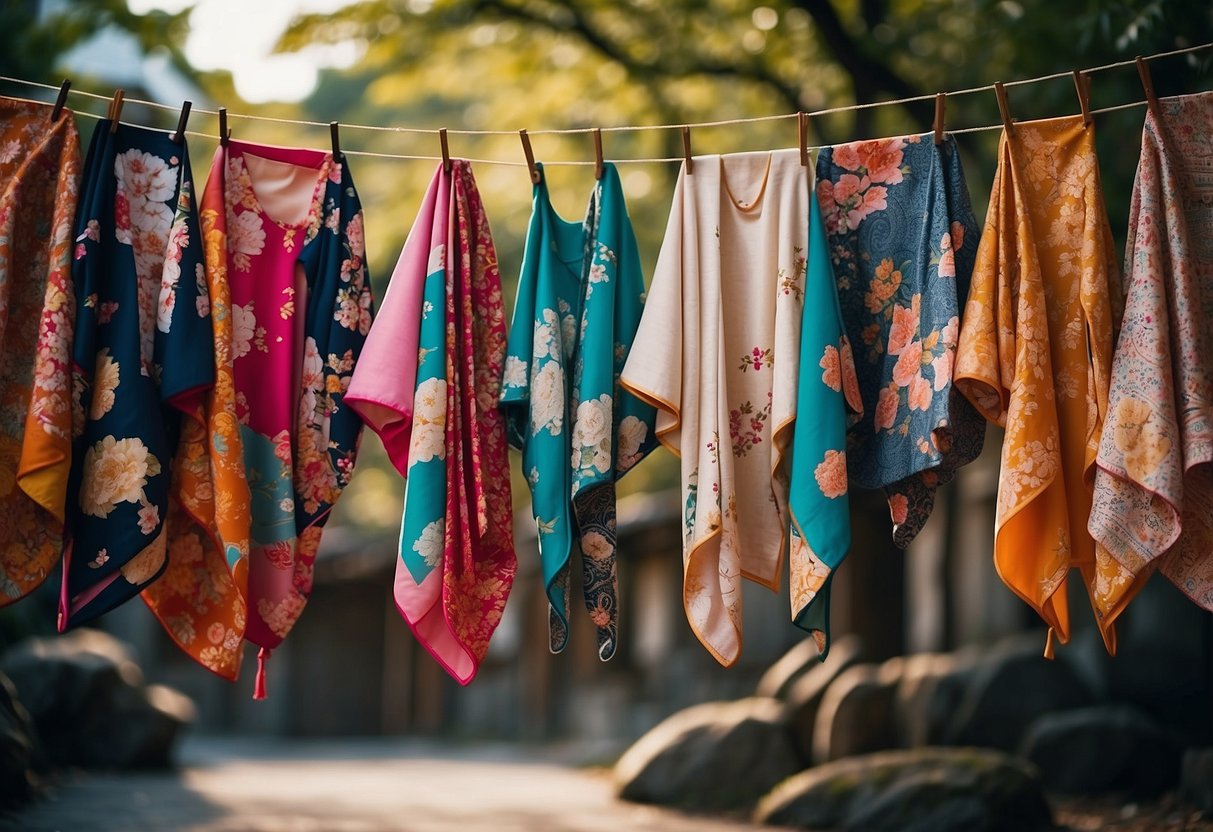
[954,116,1146,655]
[142,146,250,680]
[0,99,80,605]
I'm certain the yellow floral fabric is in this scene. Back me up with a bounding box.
[0,98,81,605]
[955,116,1146,655]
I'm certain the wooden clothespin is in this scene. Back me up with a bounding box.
[218,107,230,147]
[519,129,540,184]
[1136,56,1161,120]
[798,112,810,166]
[171,100,192,145]
[108,89,125,134]
[993,82,1013,133]
[1072,70,1092,126]
[50,79,70,122]
[681,125,693,175]
[593,128,604,180]
[330,121,342,159]
[933,92,946,145]
[439,128,451,173]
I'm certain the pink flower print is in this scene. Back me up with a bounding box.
[875,383,899,430]
[137,503,160,535]
[98,302,119,324]
[907,372,932,411]
[887,294,922,356]
[856,186,889,228]
[263,540,294,570]
[832,173,866,207]
[893,341,924,387]
[820,344,842,391]
[931,350,953,392]
[89,549,110,569]
[272,429,292,464]
[856,138,906,185]
[346,212,365,258]
[74,242,86,260]
[832,143,863,172]
[889,493,909,526]
[940,315,959,348]
[938,232,956,278]
[739,346,772,373]
[814,449,848,499]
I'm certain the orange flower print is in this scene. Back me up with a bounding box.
[856,139,906,185]
[832,144,863,171]
[1112,397,1172,481]
[865,258,902,312]
[893,341,924,387]
[839,338,863,412]
[889,493,909,525]
[888,294,922,356]
[814,449,848,499]
[820,344,842,391]
[875,383,900,430]
[907,373,932,411]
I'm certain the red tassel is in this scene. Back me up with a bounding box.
[253,647,271,700]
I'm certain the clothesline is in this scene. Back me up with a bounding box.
[1,41,1209,168]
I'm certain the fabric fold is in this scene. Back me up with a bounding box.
[815,135,984,549]
[620,149,807,667]
[955,116,1145,655]
[501,162,656,661]
[1090,91,1213,610]
[786,188,862,658]
[0,97,80,606]
[61,121,213,628]
[368,161,515,684]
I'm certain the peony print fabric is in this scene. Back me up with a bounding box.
[786,190,863,658]
[502,162,656,661]
[0,97,80,606]
[61,121,213,628]
[621,149,807,667]
[1091,92,1213,611]
[815,135,984,549]
[351,161,516,684]
[955,116,1145,655]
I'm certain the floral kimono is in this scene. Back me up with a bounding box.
[348,161,516,684]
[786,192,863,658]
[151,139,371,693]
[1091,92,1213,611]
[0,97,80,606]
[955,116,1145,656]
[61,121,214,628]
[816,135,984,548]
[621,149,807,667]
[502,162,656,661]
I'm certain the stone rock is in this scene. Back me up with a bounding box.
[757,634,862,702]
[614,697,801,812]
[812,659,902,764]
[0,672,38,810]
[945,634,1093,751]
[1180,748,1213,813]
[1018,705,1182,796]
[893,649,981,749]
[755,747,1052,832]
[782,635,864,761]
[1,629,193,770]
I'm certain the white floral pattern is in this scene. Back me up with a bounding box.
[79,435,161,519]
[410,376,447,463]
[412,518,445,568]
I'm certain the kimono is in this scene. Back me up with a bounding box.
[0,97,80,605]
[815,135,984,548]
[621,149,807,667]
[786,191,862,659]
[148,139,372,691]
[1091,91,1213,610]
[348,161,516,684]
[954,115,1146,655]
[502,162,656,661]
[61,121,213,627]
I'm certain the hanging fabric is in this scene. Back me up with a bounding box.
[954,115,1147,656]
[502,161,656,661]
[1091,91,1213,610]
[621,149,807,667]
[348,160,516,684]
[815,135,984,548]
[60,119,214,627]
[0,97,81,606]
[786,188,863,658]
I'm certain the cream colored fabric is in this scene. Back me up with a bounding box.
[621,149,808,666]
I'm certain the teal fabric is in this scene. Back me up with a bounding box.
[501,162,656,659]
